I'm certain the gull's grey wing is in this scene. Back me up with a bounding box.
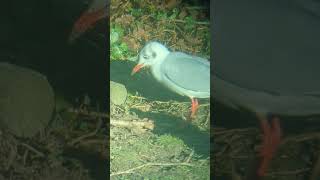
[214,0,320,95]
[161,52,210,94]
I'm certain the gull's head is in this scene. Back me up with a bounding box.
[131,41,170,75]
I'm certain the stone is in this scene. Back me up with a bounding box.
[110,81,127,106]
[0,63,55,137]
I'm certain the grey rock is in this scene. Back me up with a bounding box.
[0,63,55,137]
[110,81,127,105]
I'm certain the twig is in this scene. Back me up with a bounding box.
[67,108,109,118]
[205,111,210,125]
[68,115,102,146]
[111,119,154,131]
[281,132,320,144]
[23,149,28,165]
[185,150,194,163]
[110,162,194,177]
[309,151,320,180]
[266,168,310,176]
[6,144,17,170]
[68,130,98,146]
[20,143,45,157]
[185,6,208,10]
[213,128,258,135]
[171,19,210,25]
[128,95,147,99]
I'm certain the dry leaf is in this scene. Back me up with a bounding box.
[122,37,140,52]
[164,0,182,10]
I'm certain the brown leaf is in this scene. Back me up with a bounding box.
[164,0,182,10]
[178,9,188,19]
[122,37,140,52]
[114,15,135,27]
[132,27,149,42]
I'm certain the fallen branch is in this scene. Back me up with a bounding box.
[110,162,194,177]
[310,151,320,180]
[171,19,210,25]
[111,119,154,132]
[20,143,45,157]
[68,113,103,146]
[67,108,109,119]
[267,168,310,176]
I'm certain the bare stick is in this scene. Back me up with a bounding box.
[20,143,45,157]
[111,162,194,177]
[110,119,154,131]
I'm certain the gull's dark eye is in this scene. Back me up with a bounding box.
[152,52,156,58]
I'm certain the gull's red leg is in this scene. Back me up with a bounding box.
[190,98,199,118]
[256,114,282,177]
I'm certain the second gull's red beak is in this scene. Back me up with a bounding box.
[69,8,107,43]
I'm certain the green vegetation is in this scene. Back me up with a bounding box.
[110,25,135,60]
[110,0,210,61]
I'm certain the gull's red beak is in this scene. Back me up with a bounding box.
[69,8,107,43]
[131,64,144,75]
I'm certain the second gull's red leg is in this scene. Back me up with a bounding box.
[256,114,282,177]
[190,98,199,118]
